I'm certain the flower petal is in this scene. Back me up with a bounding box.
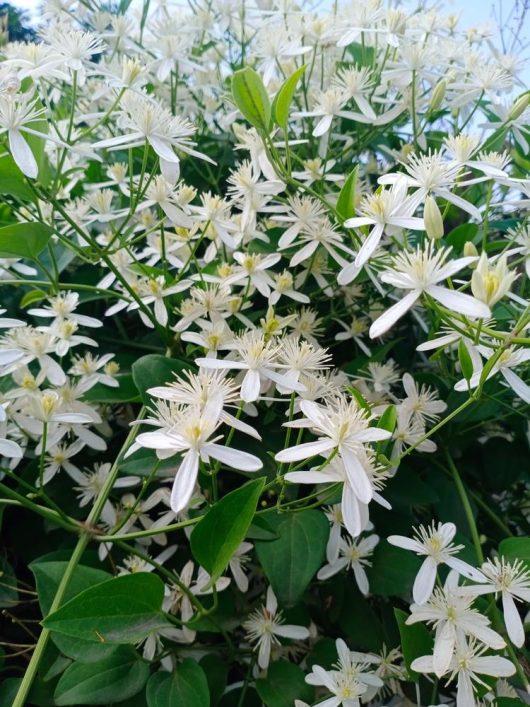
[9,129,38,179]
[369,291,420,339]
[170,450,199,513]
[427,285,490,319]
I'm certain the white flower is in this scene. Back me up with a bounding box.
[388,522,485,604]
[324,505,346,563]
[131,404,262,513]
[412,639,515,707]
[196,330,305,403]
[460,557,530,648]
[369,244,490,339]
[454,345,530,404]
[334,316,371,357]
[243,586,310,669]
[379,151,481,221]
[400,373,447,425]
[93,93,214,181]
[305,637,383,707]
[163,560,230,643]
[343,179,424,271]
[406,572,506,678]
[42,24,104,78]
[137,176,193,228]
[225,251,281,298]
[269,270,310,306]
[305,664,366,707]
[285,454,390,539]
[390,406,437,465]
[317,534,379,595]
[41,439,85,485]
[274,196,326,248]
[131,276,189,328]
[74,462,140,525]
[0,308,26,329]
[277,397,391,505]
[0,93,59,178]
[333,66,376,119]
[280,216,354,270]
[229,541,253,593]
[29,292,102,329]
[471,253,517,307]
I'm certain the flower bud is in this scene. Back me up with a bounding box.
[463,241,479,260]
[429,79,447,112]
[424,196,444,240]
[471,252,517,306]
[508,93,530,121]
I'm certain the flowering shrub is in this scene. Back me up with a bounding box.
[0,1,529,706]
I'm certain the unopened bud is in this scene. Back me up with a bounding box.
[3,73,20,94]
[424,196,444,240]
[508,93,530,121]
[463,241,479,265]
[429,79,447,112]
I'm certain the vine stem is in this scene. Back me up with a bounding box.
[446,450,530,693]
[12,407,146,707]
[445,450,483,563]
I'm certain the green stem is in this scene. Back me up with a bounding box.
[12,408,146,706]
[445,450,483,564]
[0,482,78,533]
[38,423,47,492]
[468,489,513,537]
[12,538,89,707]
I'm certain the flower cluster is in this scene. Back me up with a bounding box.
[0,0,529,705]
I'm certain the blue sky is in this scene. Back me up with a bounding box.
[8,0,519,26]
[9,0,530,87]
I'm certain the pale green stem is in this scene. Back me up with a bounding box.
[12,408,146,706]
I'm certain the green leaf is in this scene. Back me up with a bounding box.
[0,154,35,201]
[43,572,172,644]
[54,647,149,705]
[394,608,433,681]
[247,516,279,540]
[119,447,176,478]
[499,537,530,572]
[348,386,372,414]
[338,588,384,652]
[272,65,306,130]
[146,659,210,707]
[30,560,117,662]
[336,165,359,220]
[20,288,47,308]
[384,468,439,508]
[132,353,192,404]
[191,478,264,584]
[231,67,271,133]
[446,223,479,252]
[0,678,21,707]
[83,374,141,403]
[256,660,314,707]
[458,339,473,382]
[31,560,112,616]
[199,655,228,706]
[255,510,329,606]
[0,222,54,260]
[346,43,375,67]
[0,558,18,608]
[219,687,261,707]
[367,540,422,597]
[377,404,397,434]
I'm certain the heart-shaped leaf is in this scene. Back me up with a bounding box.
[43,572,171,644]
[255,510,328,606]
